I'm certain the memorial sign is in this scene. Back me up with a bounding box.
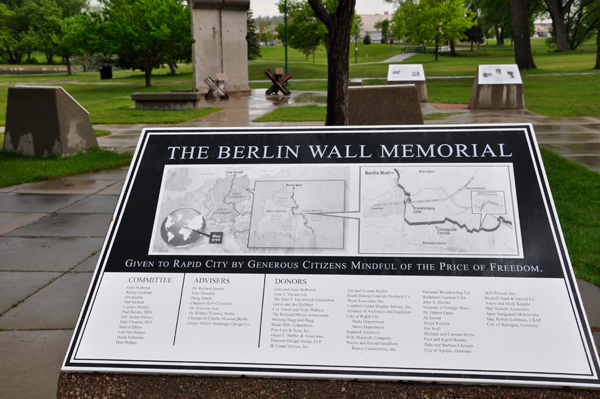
[478,65,523,85]
[386,64,428,102]
[386,64,426,82]
[63,125,600,389]
[469,65,525,109]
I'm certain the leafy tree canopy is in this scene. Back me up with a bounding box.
[100,0,192,87]
[247,8,262,60]
[396,0,474,60]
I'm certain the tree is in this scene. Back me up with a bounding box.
[27,0,64,64]
[510,0,537,69]
[51,15,84,74]
[276,0,327,61]
[68,12,105,72]
[464,5,485,50]
[547,0,600,51]
[399,0,473,61]
[0,3,11,44]
[247,8,261,60]
[544,0,574,52]
[374,18,390,43]
[390,6,406,44]
[0,0,38,64]
[161,0,192,75]
[472,0,512,45]
[306,0,355,125]
[100,0,192,88]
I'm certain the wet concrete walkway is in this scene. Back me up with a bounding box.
[1,89,600,398]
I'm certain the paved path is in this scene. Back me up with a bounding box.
[1,90,600,398]
[382,53,416,63]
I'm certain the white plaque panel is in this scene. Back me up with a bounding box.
[478,65,523,85]
[387,64,426,82]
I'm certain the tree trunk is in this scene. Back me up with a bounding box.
[510,0,537,70]
[450,40,457,57]
[308,0,356,125]
[545,0,573,52]
[46,52,54,64]
[7,49,21,64]
[595,21,600,69]
[66,57,72,75]
[169,62,177,76]
[434,36,439,61]
[145,68,152,88]
[81,54,88,72]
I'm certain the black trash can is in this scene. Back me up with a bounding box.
[99,65,113,80]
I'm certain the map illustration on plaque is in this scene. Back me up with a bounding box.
[149,165,350,255]
[149,163,521,258]
[357,165,521,256]
[247,180,345,249]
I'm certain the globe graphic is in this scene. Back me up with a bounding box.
[160,208,206,247]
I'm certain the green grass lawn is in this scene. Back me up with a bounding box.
[542,148,600,286]
[0,38,597,122]
[94,129,111,137]
[421,74,600,117]
[254,104,326,122]
[250,38,600,80]
[0,147,132,187]
[253,72,600,118]
[0,83,222,125]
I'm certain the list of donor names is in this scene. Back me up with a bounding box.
[345,288,412,353]
[422,289,474,354]
[266,277,333,350]
[78,273,584,374]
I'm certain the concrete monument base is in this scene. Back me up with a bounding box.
[468,83,525,109]
[3,86,97,157]
[387,80,428,102]
[131,92,204,110]
[349,85,423,125]
[131,85,251,110]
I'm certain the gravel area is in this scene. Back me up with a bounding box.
[58,373,600,398]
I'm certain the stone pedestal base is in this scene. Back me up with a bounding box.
[4,86,97,157]
[131,86,251,110]
[349,85,423,125]
[387,80,428,102]
[468,66,525,109]
[132,92,204,110]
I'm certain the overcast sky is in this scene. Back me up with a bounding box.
[248,0,396,18]
[90,0,395,18]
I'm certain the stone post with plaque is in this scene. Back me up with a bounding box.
[469,65,525,109]
[386,64,428,102]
